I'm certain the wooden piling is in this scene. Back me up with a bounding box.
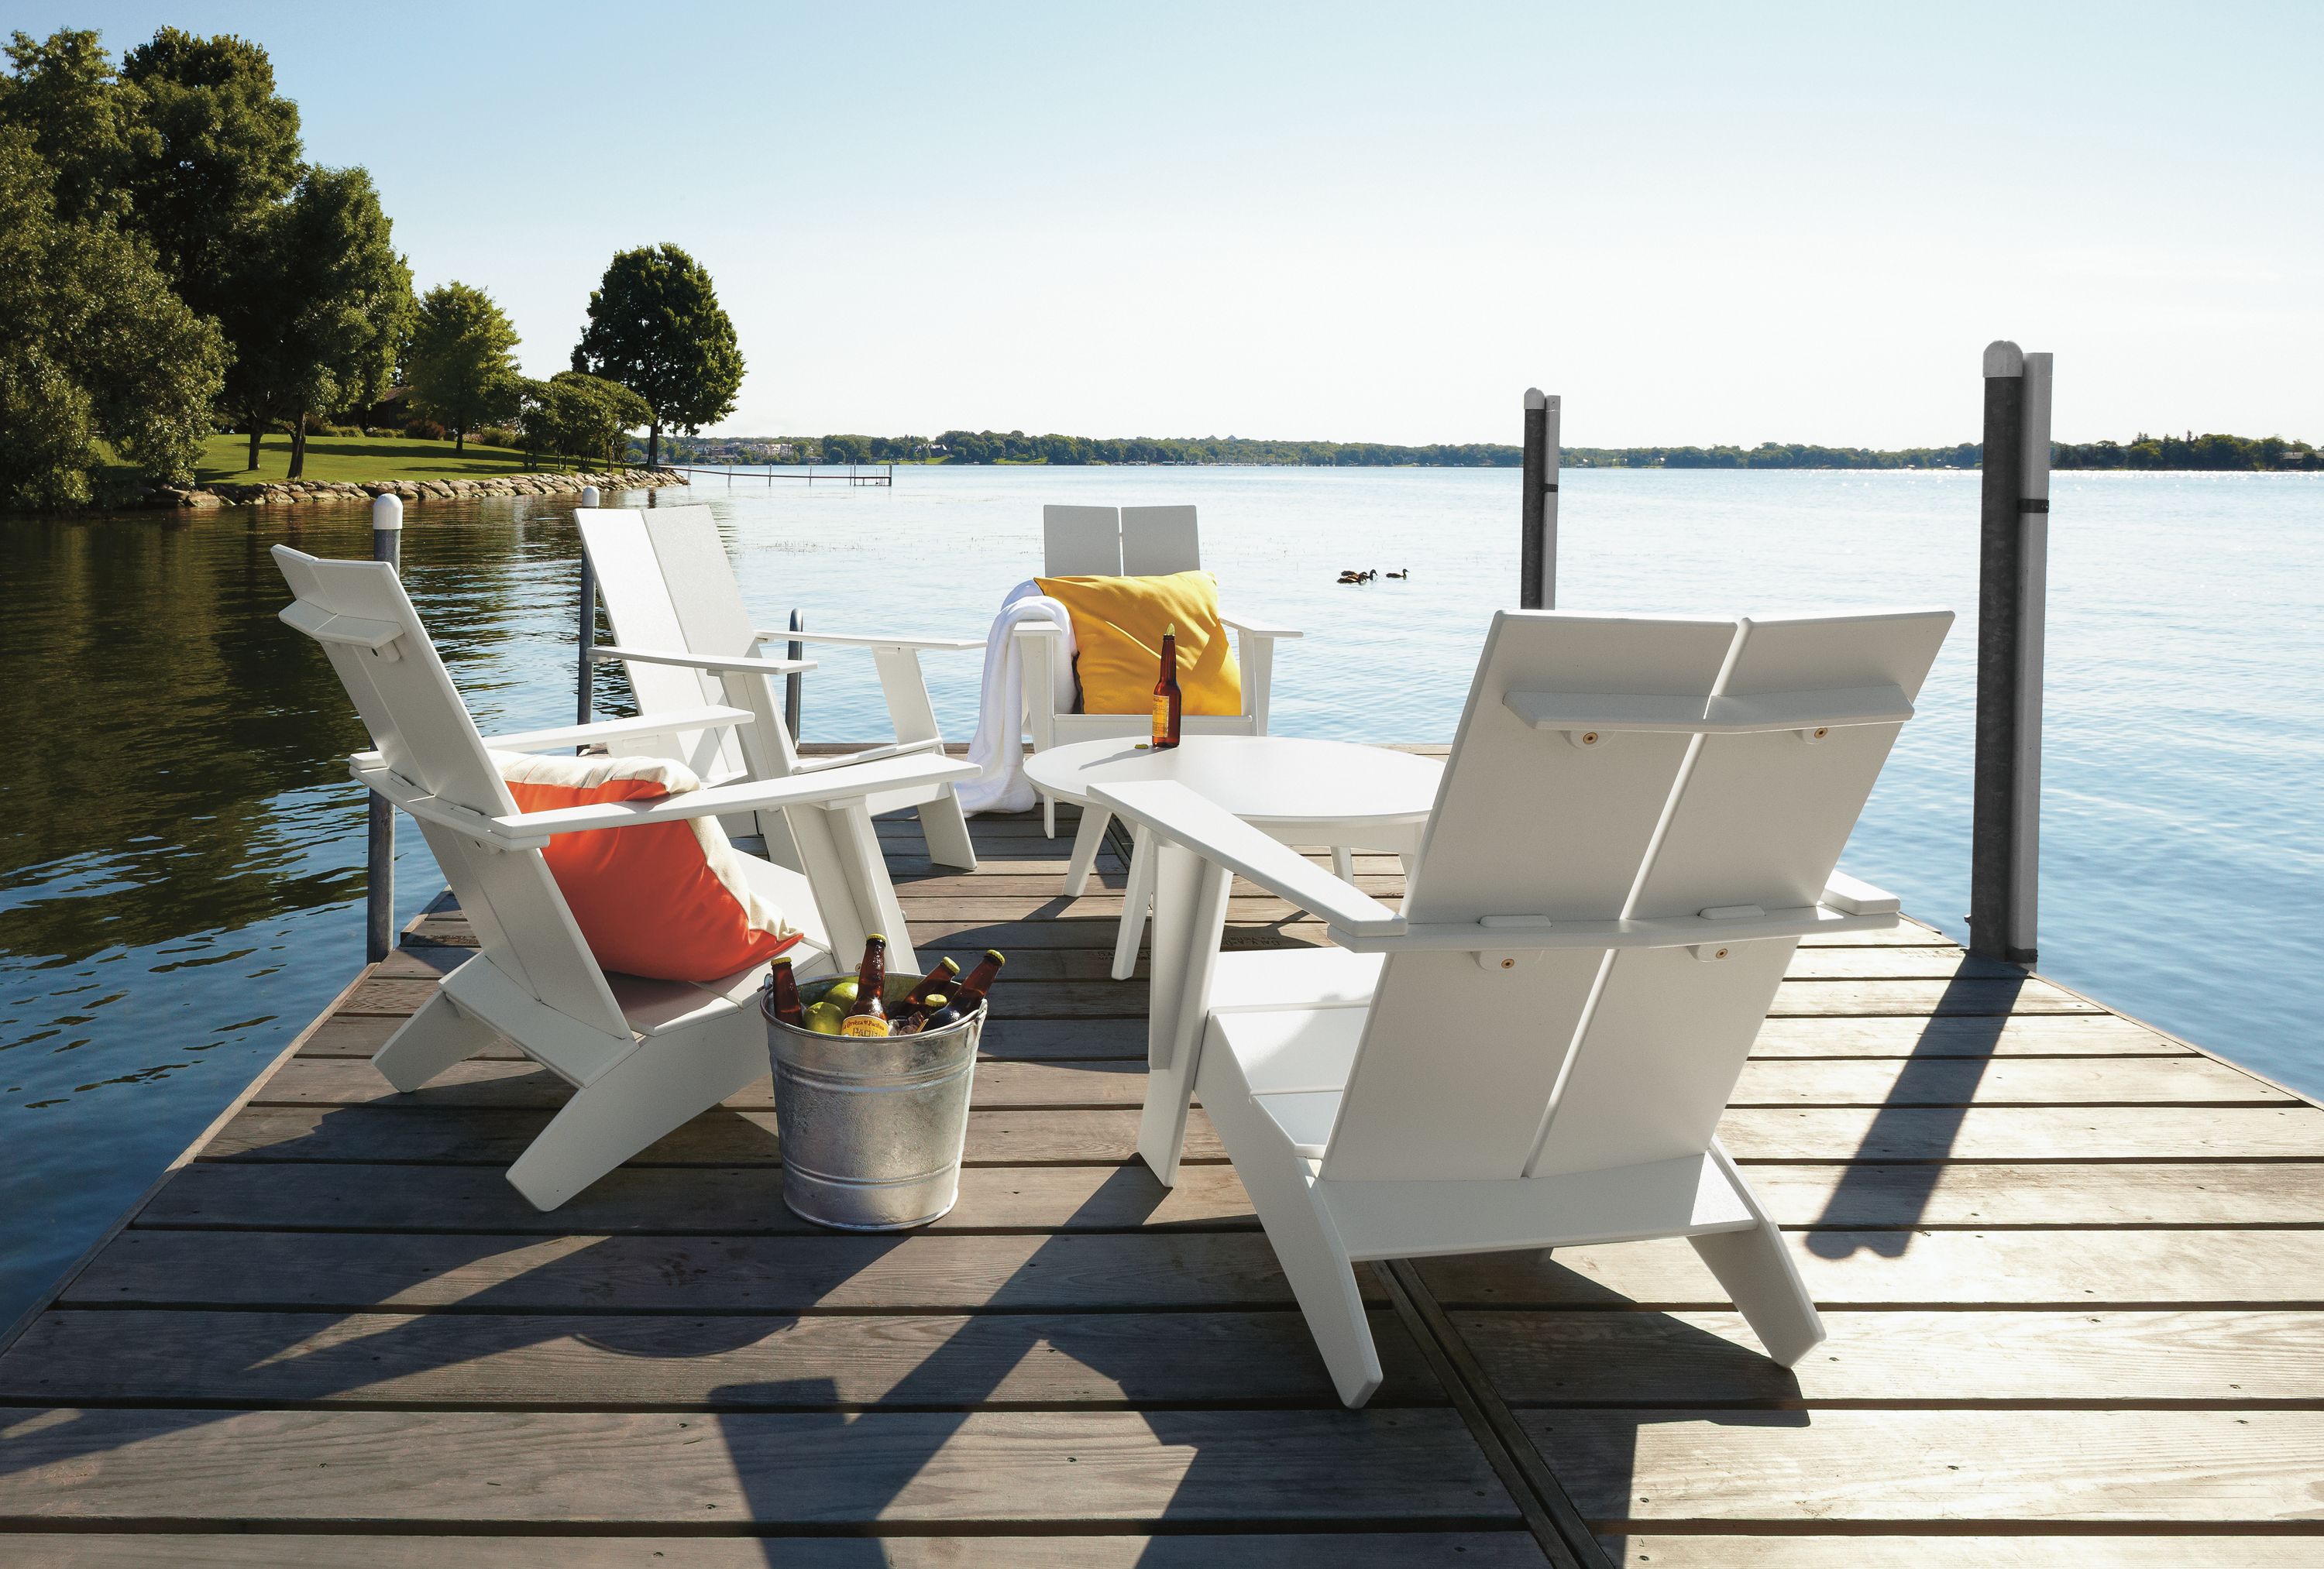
[1520,389,1561,609]
[1972,344,2051,964]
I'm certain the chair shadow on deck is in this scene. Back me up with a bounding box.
[704,1163,1466,1564]
[1805,965,2025,1259]
[1439,1248,1810,1567]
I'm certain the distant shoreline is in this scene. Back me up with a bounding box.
[664,431,2321,474]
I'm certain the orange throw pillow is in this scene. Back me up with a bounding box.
[1033,569,1242,716]
[492,751,799,982]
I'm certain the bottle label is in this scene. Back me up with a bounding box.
[1152,695,1171,743]
[840,1015,892,1038]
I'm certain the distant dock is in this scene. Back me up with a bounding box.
[3,766,2320,1564]
[666,462,895,487]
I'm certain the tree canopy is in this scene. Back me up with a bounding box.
[570,244,743,468]
[407,282,521,452]
[117,27,302,323]
[0,122,227,507]
[522,371,651,468]
[224,164,413,479]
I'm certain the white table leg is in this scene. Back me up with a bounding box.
[1331,846,1356,883]
[1062,802,1111,898]
[1112,823,1155,980]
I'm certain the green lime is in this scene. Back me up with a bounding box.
[803,1001,845,1035]
[823,977,859,1007]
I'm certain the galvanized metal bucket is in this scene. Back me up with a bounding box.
[761,973,984,1231]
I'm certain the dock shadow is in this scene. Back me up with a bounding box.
[1805,966,2023,1259]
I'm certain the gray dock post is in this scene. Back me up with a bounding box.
[365,493,404,965]
[1520,388,1562,609]
[1971,343,2052,964]
[785,609,806,737]
[575,484,600,731]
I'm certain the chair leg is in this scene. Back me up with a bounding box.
[916,791,978,872]
[1062,803,1112,897]
[373,991,500,1093]
[1331,846,1356,883]
[1111,825,1154,981]
[1206,1084,1382,1407]
[1690,1218,1825,1366]
[1042,792,1056,839]
[505,1018,765,1211]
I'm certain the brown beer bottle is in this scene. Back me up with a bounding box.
[951,949,1006,1016]
[906,955,961,1006]
[841,935,891,1036]
[766,956,803,1028]
[1152,623,1182,750]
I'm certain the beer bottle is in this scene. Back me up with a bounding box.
[906,955,961,1006]
[917,993,963,1030]
[841,935,891,1037]
[766,956,803,1029]
[1152,623,1182,750]
[951,949,1006,1016]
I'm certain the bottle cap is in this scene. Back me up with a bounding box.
[1164,623,1176,637]
[937,957,961,975]
[985,949,1006,964]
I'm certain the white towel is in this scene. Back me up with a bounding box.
[956,580,1077,815]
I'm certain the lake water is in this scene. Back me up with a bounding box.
[3,466,2319,1332]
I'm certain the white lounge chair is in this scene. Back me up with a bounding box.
[1092,608,1951,1406]
[275,544,975,1210]
[1022,505,1301,837]
[579,504,982,870]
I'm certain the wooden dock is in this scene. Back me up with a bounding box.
[4,793,2322,1565]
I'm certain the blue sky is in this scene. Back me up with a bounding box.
[29,2,2324,445]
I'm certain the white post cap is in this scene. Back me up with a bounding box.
[370,493,403,531]
[579,485,601,507]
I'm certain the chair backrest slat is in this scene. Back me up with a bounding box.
[1320,613,1736,1182]
[1119,505,1202,575]
[1317,609,1950,1186]
[1527,609,1951,1179]
[273,546,629,1044]
[578,507,739,780]
[1042,505,1122,577]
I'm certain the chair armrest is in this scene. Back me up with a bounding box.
[1010,621,1067,638]
[790,737,947,773]
[757,628,983,653]
[1821,870,1900,915]
[1088,780,1403,936]
[592,643,816,677]
[358,751,977,851]
[1220,610,1303,639]
[477,706,755,754]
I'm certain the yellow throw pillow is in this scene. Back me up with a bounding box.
[1033,570,1243,716]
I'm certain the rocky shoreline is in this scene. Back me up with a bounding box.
[139,467,689,510]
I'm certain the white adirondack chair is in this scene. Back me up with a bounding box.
[1022,504,1301,837]
[579,505,982,870]
[1092,608,1951,1406]
[274,544,975,1210]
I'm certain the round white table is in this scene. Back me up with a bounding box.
[1023,736,1445,979]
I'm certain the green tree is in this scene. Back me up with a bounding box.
[117,27,301,322]
[521,371,651,468]
[0,124,227,506]
[222,163,413,479]
[407,282,521,452]
[569,243,744,468]
[0,29,138,225]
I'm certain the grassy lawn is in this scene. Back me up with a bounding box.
[194,433,564,486]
